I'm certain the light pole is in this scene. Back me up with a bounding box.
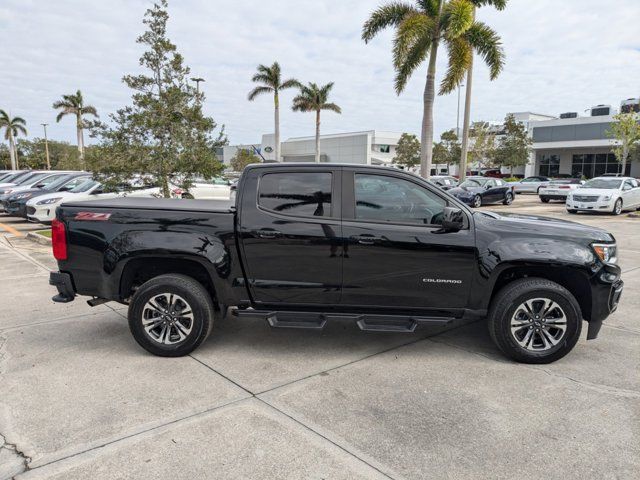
[191,77,205,95]
[41,123,51,170]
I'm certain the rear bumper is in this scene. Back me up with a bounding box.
[50,271,76,303]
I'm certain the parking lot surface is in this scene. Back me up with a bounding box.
[0,195,638,479]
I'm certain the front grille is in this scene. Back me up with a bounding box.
[27,206,36,215]
[573,195,599,202]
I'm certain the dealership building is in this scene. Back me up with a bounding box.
[222,99,639,178]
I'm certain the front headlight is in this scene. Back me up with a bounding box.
[601,195,612,201]
[15,192,33,200]
[592,243,617,264]
[36,197,63,205]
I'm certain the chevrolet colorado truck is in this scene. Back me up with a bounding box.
[49,164,624,364]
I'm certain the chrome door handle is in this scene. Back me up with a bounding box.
[256,229,282,239]
[350,234,379,245]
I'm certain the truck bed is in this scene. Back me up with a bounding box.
[61,197,235,213]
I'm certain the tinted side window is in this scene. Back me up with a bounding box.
[354,174,446,225]
[259,172,332,217]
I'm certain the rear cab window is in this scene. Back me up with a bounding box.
[258,172,333,218]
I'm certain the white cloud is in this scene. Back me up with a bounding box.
[1,0,639,146]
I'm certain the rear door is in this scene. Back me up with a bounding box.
[340,168,476,310]
[238,167,342,306]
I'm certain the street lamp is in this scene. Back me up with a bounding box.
[191,77,205,94]
[41,123,51,170]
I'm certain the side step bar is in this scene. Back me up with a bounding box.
[232,309,454,333]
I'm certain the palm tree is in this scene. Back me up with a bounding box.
[0,110,27,170]
[458,0,507,181]
[292,82,342,163]
[53,90,98,165]
[248,62,301,162]
[362,0,504,179]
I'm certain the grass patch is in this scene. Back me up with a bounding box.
[35,229,52,238]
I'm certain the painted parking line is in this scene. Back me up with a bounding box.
[0,222,24,236]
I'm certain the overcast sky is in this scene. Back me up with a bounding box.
[1,0,639,146]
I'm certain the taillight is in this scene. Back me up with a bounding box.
[559,186,571,189]
[51,218,67,260]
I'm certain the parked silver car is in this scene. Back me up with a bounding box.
[510,176,552,194]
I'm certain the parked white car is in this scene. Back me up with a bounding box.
[173,177,231,199]
[538,179,584,203]
[26,179,168,223]
[510,176,552,194]
[566,177,640,215]
[0,172,73,211]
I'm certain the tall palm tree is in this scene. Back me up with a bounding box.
[459,0,507,181]
[248,62,301,162]
[292,82,342,163]
[53,90,98,165]
[363,0,504,179]
[0,110,27,170]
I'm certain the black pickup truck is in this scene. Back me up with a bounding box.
[49,164,623,364]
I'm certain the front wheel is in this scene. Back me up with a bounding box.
[488,278,582,364]
[472,195,482,208]
[612,198,623,215]
[128,274,215,357]
[503,192,513,205]
[567,209,577,214]
[540,197,550,203]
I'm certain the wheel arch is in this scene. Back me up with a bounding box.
[119,256,221,309]
[488,264,592,321]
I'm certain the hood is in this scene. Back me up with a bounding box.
[474,210,614,243]
[25,190,76,206]
[569,188,617,196]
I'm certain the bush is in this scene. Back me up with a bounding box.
[503,177,520,182]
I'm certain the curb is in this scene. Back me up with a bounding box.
[26,232,52,246]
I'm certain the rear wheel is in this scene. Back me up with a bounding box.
[540,197,550,203]
[567,209,577,214]
[503,192,513,205]
[128,274,215,357]
[182,193,194,199]
[488,278,582,364]
[613,198,623,215]
[472,195,482,208]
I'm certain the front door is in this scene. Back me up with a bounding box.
[238,168,342,306]
[340,170,476,310]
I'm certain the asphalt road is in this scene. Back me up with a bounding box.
[0,196,638,479]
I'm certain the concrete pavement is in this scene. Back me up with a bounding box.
[0,198,638,479]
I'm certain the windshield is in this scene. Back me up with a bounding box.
[19,173,50,186]
[581,179,622,189]
[460,178,488,187]
[0,173,19,183]
[41,174,77,191]
[70,179,99,193]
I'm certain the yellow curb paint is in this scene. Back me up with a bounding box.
[0,222,24,237]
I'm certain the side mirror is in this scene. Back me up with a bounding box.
[36,183,46,188]
[441,207,465,232]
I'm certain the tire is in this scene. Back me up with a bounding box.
[182,193,194,199]
[502,192,513,205]
[128,274,215,357]
[567,209,577,214]
[488,278,582,364]
[540,197,550,203]
[472,195,482,208]
[612,198,623,215]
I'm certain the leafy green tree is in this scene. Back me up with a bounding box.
[88,0,227,197]
[14,138,81,170]
[607,112,640,175]
[433,129,461,173]
[493,114,532,175]
[292,82,342,163]
[393,133,421,168]
[468,121,496,171]
[230,148,261,172]
[53,90,98,165]
[248,62,300,162]
[0,110,27,170]
[362,0,504,179]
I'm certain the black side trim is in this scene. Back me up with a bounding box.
[49,272,76,303]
